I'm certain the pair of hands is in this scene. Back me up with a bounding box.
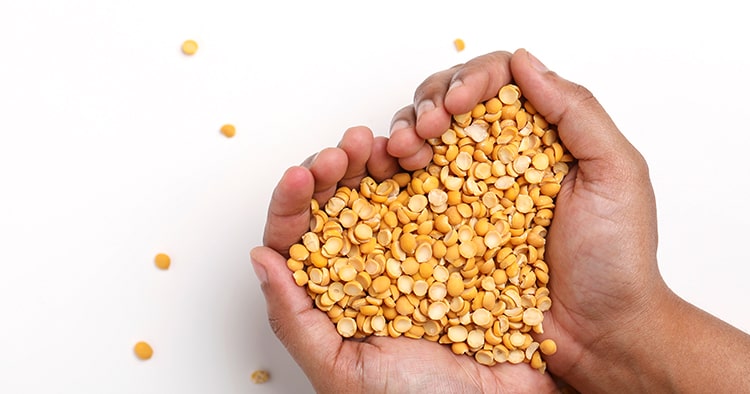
[251,49,671,393]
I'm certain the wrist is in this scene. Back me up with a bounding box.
[567,283,684,392]
[570,282,750,393]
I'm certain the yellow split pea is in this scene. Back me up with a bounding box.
[181,39,198,55]
[134,341,153,360]
[220,124,236,138]
[454,38,465,52]
[251,369,270,384]
[154,253,171,270]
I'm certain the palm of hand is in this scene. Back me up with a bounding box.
[541,157,659,375]
[316,329,557,393]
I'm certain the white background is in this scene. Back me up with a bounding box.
[1,1,749,392]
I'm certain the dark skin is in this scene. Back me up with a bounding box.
[252,49,750,393]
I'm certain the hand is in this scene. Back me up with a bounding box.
[251,125,560,393]
[388,48,736,391]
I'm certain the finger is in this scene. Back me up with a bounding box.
[443,51,514,116]
[510,48,642,169]
[388,106,434,170]
[263,166,315,255]
[305,147,349,204]
[397,143,433,171]
[387,105,422,158]
[250,246,341,372]
[337,126,374,189]
[413,67,458,139]
[413,51,514,140]
[367,136,401,181]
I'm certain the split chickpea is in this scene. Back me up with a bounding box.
[286,84,570,373]
[181,39,198,55]
[133,341,153,360]
[154,253,171,270]
[251,369,270,384]
[454,38,466,52]
[220,124,236,138]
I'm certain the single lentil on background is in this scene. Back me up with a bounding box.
[220,124,236,138]
[454,38,465,52]
[134,341,153,360]
[154,253,171,270]
[251,370,270,384]
[286,83,571,373]
[181,39,198,55]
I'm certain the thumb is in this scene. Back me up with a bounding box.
[262,166,315,255]
[250,246,342,372]
[510,48,646,181]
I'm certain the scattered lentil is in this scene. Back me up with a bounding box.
[154,253,171,270]
[251,369,270,384]
[220,124,236,138]
[133,341,153,360]
[454,38,465,52]
[181,39,198,55]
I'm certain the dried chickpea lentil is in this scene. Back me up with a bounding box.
[251,369,270,384]
[453,38,465,52]
[181,39,198,55]
[286,84,571,373]
[154,253,170,270]
[337,317,357,338]
[220,124,236,138]
[133,341,153,360]
[540,338,557,355]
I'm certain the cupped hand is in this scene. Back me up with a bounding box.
[251,126,559,393]
[387,49,672,391]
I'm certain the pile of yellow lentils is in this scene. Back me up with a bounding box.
[287,84,571,372]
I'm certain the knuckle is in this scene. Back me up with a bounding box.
[549,81,598,125]
[571,83,596,107]
[413,69,457,102]
[391,105,415,123]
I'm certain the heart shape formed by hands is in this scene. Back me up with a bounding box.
[286,84,571,372]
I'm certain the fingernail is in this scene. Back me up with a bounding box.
[250,250,268,284]
[417,99,435,119]
[448,78,463,93]
[527,51,548,73]
[301,151,319,168]
[390,119,409,134]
